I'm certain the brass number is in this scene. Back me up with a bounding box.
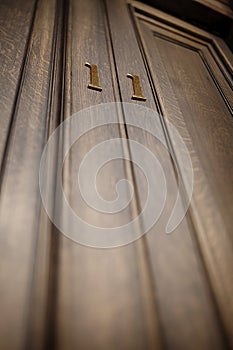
[85,62,102,91]
[127,74,146,101]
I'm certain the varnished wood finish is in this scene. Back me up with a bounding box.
[0,1,232,350]
[130,3,233,346]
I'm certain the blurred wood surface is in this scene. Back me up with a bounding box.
[0,0,232,349]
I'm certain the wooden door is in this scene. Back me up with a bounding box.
[0,0,232,349]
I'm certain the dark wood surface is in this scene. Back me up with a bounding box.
[0,0,232,349]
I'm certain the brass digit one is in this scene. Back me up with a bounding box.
[85,62,102,91]
[127,74,146,101]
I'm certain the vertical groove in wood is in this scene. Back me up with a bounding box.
[129,6,232,350]
[105,1,229,349]
[24,0,68,349]
[131,3,233,347]
[53,0,162,349]
[103,3,163,348]
[0,0,58,349]
[0,1,232,349]
[0,0,38,180]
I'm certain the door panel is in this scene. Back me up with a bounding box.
[0,1,232,350]
[132,1,233,346]
[106,1,227,349]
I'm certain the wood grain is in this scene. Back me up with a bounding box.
[106,1,230,349]
[52,1,161,349]
[0,0,36,167]
[0,1,232,349]
[131,1,233,346]
[0,0,58,349]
